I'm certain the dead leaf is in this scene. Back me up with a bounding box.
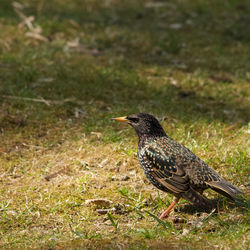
[85,199,113,207]
[91,132,102,139]
[169,23,182,30]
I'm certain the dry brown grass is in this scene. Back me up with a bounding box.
[0,0,250,248]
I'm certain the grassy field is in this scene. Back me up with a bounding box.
[0,0,249,249]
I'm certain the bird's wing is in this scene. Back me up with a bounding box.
[188,160,243,198]
[143,145,190,194]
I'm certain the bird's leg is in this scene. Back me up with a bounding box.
[159,197,180,219]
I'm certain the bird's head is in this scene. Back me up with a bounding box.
[111,113,166,138]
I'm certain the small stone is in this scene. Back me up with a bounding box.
[172,216,186,224]
[199,212,209,220]
[188,218,203,228]
[182,228,190,236]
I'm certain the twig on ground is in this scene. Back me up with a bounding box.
[2,95,51,106]
[12,2,48,42]
[2,95,84,106]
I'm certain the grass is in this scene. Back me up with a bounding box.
[0,0,249,249]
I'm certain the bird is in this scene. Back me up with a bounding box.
[111,113,242,219]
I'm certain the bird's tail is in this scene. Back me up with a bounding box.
[182,188,214,209]
[209,179,243,200]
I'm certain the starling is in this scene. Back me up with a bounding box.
[112,113,242,219]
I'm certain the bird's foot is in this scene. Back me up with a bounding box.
[159,197,180,220]
[159,211,170,220]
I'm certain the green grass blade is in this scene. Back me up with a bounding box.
[145,211,172,229]
[107,213,118,230]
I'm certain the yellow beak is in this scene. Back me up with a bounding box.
[111,116,129,122]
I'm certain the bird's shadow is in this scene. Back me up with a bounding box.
[175,196,249,216]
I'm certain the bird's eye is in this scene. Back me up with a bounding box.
[129,117,139,123]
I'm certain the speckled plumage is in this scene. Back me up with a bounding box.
[112,113,242,217]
